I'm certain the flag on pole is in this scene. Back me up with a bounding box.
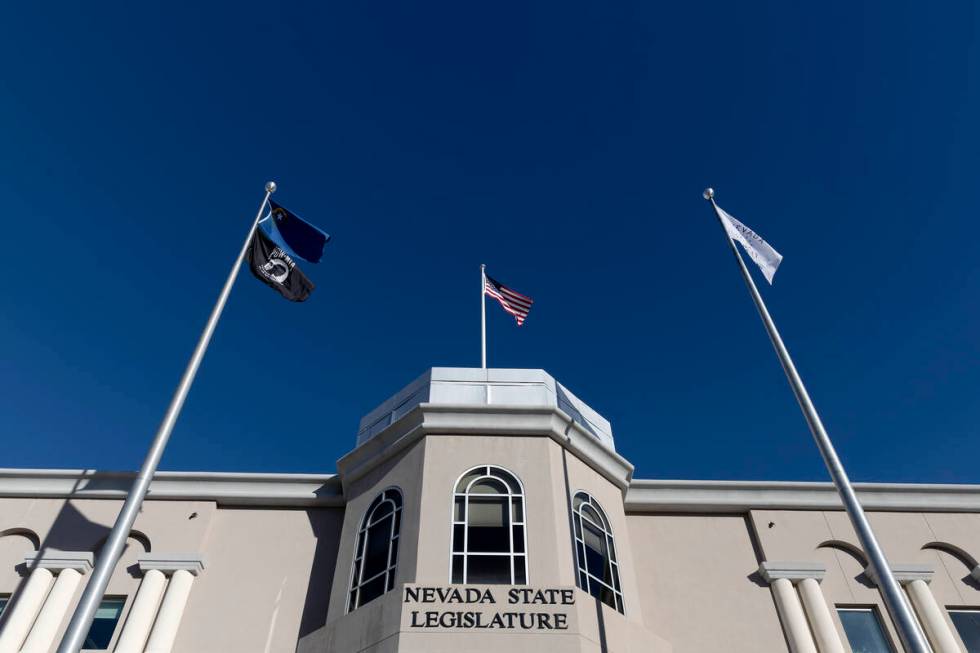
[250,200,329,301]
[484,273,533,325]
[265,200,330,263]
[716,205,783,284]
[247,228,315,302]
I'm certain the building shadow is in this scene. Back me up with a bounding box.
[297,479,345,639]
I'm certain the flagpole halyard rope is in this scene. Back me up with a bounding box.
[57,182,278,653]
[703,188,932,653]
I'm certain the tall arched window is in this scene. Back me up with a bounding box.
[451,465,527,584]
[348,488,402,611]
[572,492,624,613]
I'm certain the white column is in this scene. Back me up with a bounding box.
[114,568,168,653]
[144,569,194,653]
[0,567,53,653]
[19,568,82,653]
[798,577,846,653]
[771,577,819,653]
[905,579,962,653]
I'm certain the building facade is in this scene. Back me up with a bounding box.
[0,368,979,652]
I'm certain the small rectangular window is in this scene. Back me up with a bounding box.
[949,609,980,652]
[451,555,464,583]
[83,597,125,650]
[514,556,527,584]
[454,497,465,521]
[837,607,894,653]
[466,555,511,584]
[0,594,9,617]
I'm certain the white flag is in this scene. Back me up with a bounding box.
[717,205,783,284]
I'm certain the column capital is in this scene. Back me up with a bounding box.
[137,554,205,576]
[24,551,93,574]
[864,563,933,586]
[759,561,826,584]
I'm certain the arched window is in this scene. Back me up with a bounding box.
[451,465,527,584]
[572,492,624,613]
[348,488,402,611]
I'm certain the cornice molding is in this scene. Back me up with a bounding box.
[625,479,980,514]
[25,551,93,574]
[337,403,634,495]
[138,554,205,576]
[759,561,826,583]
[0,469,343,508]
[865,563,933,586]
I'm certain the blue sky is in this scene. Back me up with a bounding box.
[1,1,977,483]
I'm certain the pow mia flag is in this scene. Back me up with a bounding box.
[247,228,315,302]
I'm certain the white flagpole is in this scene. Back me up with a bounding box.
[703,188,932,653]
[57,181,277,653]
[481,264,487,369]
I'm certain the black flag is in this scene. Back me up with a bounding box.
[247,228,315,302]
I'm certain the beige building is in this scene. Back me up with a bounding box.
[1,368,979,653]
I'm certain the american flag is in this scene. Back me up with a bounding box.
[484,273,534,326]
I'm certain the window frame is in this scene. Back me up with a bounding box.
[946,607,980,652]
[347,487,403,613]
[835,605,896,653]
[81,595,127,652]
[450,465,529,585]
[572,491,625,614]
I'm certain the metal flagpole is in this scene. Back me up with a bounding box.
[703,188,932,653]
[481,263,487,369]
[57,181,278,653]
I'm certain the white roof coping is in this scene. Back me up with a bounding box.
[357,368,615,451]
[0,469,342,508]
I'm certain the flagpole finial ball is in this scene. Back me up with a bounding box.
[265,181,277,194]
[702,188,714,200]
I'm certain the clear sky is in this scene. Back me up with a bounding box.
[2,1,977,483]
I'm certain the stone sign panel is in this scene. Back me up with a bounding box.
[401,584,578,633]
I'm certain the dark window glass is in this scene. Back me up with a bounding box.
[490,467,520,493]
[512,526,525,553]
[453,466,526,584]
[583,523,607,579]
[471,479,507,494]
[572,492,624,614]
[468,496,509,552]
[372,501,393,521]
[587,579,601,600]
[0,595,8,617]
[364,520,391,577]
[467,556,511,584]
[359,575,387,606]
[514,557,527,584]
[83,598,125,650]
[349,489,403,612]
[456,469,484,492]
[837,608,894,653]
[950,610,980,653]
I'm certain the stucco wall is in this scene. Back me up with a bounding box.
[0,497,344,653]
[626,513,787,652]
